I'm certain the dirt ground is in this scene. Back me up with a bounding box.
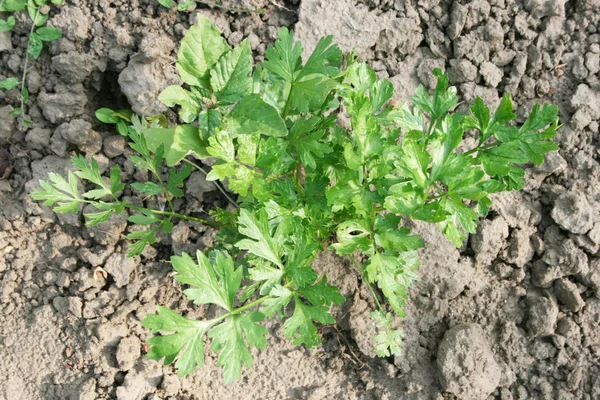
[1,0,599,399]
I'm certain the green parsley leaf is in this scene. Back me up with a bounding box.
[172,250,241,311]
[411,68,458,120]
[263,27,302,82]
[27,32,43,59]
[30,171,82,214]
[330,219,373,256]
[370,79,394,112]
[284,294,335,347]
[36,26,62,42]
[437,197,479,247]
[209,312,268,384]
[0,16,16,32]
[396,138,430,188]
[366,252,420,317]
[229,94,287,137]
[198,109,221,140]
[346,62,376,92]
[289,116,333,169]
[260,284,293,318]
[176,15,230,88]
[429,113,464,182]
[130,181,163,196]
[166,164,193,198]
[298,276,344,307]
[158,86,202,123]
[142,306,218,376]
[235,208,283,269]
[371,311,403,357]
[248,260,284,295]
[0,77,19,90]
[210,39,253,104]
[374,214,424,253]
[264,28,341,115]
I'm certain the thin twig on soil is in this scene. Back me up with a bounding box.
[330,325,372,370]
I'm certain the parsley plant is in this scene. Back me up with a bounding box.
[31,16,559,383]
[0,0,64,127]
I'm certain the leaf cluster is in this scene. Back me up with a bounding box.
[30,16,560,383]
[30,115,204,257]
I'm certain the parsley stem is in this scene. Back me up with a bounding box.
[183,158,240,208]
[463,141,501,157]
[20,6,40,126]
[228,295,271,317]
[209,295,273,326]
[70,197,220,226]
[149,209,219,226]
[427,193,446,201]
[294,163,304,194]
[432,181,444,197]
[348,254,383,311]
[125,204,220,227]
[423,116,437,151]
[153,172,176,215]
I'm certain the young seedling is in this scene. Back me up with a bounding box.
[0,0,64,127]
[31,16,560,383]
[95,108,136,136]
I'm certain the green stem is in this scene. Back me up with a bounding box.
[423,116,437,151]
[208,294,273,326]
[125,204,220,227]
[152,172,176,215]
[432,181,444,196]
[349,254,383,311]
[19,6,40,126]
[427,193,447,201]
[74,193,220,226]
[293,163,304,194]
[183,158,240,208]
[150,209,217,226]
[229,295,271,317]
[463,141,501,157]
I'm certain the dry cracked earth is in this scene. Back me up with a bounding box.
[0,0,599,399]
